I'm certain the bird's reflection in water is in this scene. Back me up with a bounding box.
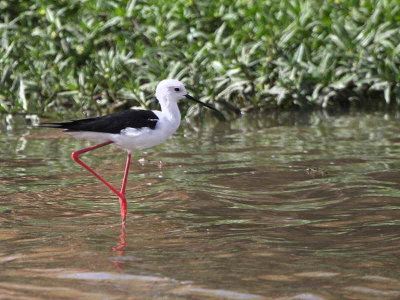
[111,224,127,270]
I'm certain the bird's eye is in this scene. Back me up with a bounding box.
[174,88,180,92]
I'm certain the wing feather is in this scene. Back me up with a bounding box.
[39,110,159,133]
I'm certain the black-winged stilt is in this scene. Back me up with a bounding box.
[40,79,219,224]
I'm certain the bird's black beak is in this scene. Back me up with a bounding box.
[185,94,220,113]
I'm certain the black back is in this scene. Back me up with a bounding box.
[40,109,159,134]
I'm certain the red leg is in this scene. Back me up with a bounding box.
[71,141,128,223]
[111,224,127,270]
[120,152,131,195]
[118,152,131,223]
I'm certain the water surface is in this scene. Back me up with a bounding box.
[1,111,400,299]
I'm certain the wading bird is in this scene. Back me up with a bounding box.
[40,79,219,225]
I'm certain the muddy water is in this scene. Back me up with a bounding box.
[1,111,400,299]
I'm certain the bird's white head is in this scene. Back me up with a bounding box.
[155,79,187,104]
[155,79,220,115]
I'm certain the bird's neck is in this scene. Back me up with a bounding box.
[159,99,181,125]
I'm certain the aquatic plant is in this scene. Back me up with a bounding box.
[0,0,399,115]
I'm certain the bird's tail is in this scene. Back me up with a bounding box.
[36,122,68,129]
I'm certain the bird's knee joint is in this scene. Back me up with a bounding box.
[71,152,79,161]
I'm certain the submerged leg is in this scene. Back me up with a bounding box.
[71,141,128,223]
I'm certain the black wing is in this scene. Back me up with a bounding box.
[39,109,159,133]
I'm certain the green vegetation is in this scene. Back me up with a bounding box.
[1,0,399,116]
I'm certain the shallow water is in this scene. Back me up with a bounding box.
[1,111,400,299]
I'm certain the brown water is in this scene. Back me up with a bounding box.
[1,111,400,299]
